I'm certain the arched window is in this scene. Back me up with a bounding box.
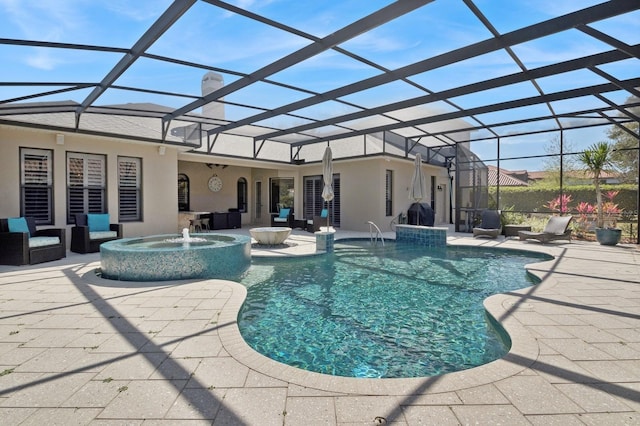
[237,177,247,213]
[178,173,190,212]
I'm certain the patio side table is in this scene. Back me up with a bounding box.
[504,224,531,237]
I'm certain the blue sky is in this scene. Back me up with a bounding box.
[1,1,638,171]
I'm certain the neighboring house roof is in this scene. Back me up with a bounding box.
[528,170,620,182]
[488,167,622,186]
[487,166,529,186]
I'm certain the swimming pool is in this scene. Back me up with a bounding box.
[238,240,551,378]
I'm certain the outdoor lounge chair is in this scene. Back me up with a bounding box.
[473,210,502,238]
[71,213,123,253]
[307,209,328,232]
[270,208,294,227]
[0,217,66,265]
[519,215,573,243]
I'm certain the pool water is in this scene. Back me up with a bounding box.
[238,240,551,378]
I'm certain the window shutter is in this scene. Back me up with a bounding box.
[118,157,141,221]
[21,149,53,224]
[67,153,106,222]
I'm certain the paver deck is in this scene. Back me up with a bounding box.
[0,228,638,425]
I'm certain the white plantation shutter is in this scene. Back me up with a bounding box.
[20,148,53,224]
[67,153,106,222]
[303,174,340,227]
[118,157,141,221]
[303,176,322,219]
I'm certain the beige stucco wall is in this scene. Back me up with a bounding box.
[0,125,178,244]
[294,156,451,232]
[1,124,452,239]
[177,160,250,215]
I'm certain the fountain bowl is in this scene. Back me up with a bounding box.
[100,233,251,281]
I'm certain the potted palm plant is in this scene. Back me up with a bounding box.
[577,141,621,245]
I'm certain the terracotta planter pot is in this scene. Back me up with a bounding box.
[595,228,621,246]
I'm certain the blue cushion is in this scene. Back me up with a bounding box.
[8,217,30,237]
[279,208,290,218]
[87,214,110,232]
[320,209,328,218]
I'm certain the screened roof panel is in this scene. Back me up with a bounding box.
[95,88,195,112]
[449,81,542,110]
[0,85,93,105]
[549,95,617,116]
[485,118,563,139]
[252,115,316,132]
[268,50,383,94]
[510,30,612,70]
[0,47,122,87]
[147,2,309,73]
[288,100,364,123]
[0,1,166,47]
[534,68,612,94]
[597,58,640,81]
[589,9,640,44]
[473,103,564,128]
[240,1,396,39]
[338,1,491,70]
[407,49,523,92]
[476,0,604,34]
[336,115,400,132]
[219,81,312,112]
[0,0,637,161]
[337,80,428,109]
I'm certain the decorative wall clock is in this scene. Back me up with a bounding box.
[208,175,223,192]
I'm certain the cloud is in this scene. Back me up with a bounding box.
[25,49,62,70]
[105,0,173,22]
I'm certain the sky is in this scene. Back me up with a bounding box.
[0,0,638,171]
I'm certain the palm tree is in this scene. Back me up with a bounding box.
[577,142,612,228]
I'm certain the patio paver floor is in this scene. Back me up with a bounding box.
[0,228,638,425]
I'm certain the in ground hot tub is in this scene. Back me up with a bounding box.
[100,233,251,281]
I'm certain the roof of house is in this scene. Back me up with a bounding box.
[487,166,529,187]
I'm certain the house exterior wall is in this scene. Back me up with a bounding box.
[1,124,452,239]
[0,125,178,244]
[177,160,254,225]
[293,156,450,232]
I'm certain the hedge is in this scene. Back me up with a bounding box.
[490,184,638,215]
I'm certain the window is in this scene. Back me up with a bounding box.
[67,152,106,223]
[118,156,142,221]
[385,169,393,216]
[237,177,247,213]
[178,173,190,211]
[269,177,294,213]
[303,174,341,227]
[20,148,53,225]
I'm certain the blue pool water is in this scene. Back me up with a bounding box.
[238,240,551,378]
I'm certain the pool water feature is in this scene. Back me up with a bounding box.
[238,240,552,378]
[100,233,251,281]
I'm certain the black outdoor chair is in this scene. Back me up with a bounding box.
[71,213,123,254]
[270,207,294,227]
[473,210,503,238]
[0,217,66,265]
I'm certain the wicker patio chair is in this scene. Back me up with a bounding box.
[519,215,573,243]
[71,213,123,254]
[0,217,66,265]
